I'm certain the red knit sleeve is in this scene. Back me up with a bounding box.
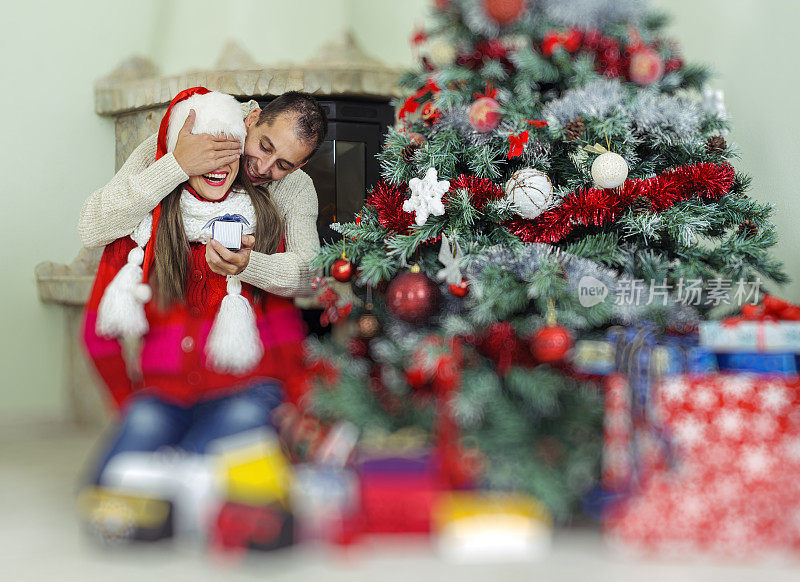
[82,237,138,410]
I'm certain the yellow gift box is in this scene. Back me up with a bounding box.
[432,492,553,563]
[216,437,293,506]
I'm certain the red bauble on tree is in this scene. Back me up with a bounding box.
[531,325,573,363]
[629,46,665,86]
[530,300,573,363]
[482,0,527,26]
[386,265,441,323]
[407,131,427,146]
[468,97,501,133]
[331,257,354,282]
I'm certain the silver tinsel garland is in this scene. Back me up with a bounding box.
[457,0,649,36]
[466,243,701,330]
[537,0,649,29]
[544,79,706,146]
[629,91,703,145]
[542,78,627,126]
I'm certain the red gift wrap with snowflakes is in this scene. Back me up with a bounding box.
[603,372,800,559]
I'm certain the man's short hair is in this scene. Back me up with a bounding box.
[257,91,328,162]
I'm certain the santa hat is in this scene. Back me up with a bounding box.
[95,87,262,375]
[145,87,246,282]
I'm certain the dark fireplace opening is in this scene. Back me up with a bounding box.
[258,97,395,336]
[258,97,395,244]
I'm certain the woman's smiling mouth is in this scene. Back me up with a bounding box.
[202,171,229,187]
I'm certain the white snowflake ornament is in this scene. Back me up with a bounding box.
[404,167,450,226]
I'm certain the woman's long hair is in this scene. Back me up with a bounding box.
[152,163,284,308]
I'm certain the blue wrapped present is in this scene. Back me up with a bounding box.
[715,352,798,375]
[658,335,718,376]
[606,325,717,409]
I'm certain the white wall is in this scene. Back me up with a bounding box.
[2,0,798,417]
[1,0,162,418]
[651,0,800,302]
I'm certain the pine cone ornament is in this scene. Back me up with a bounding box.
[738,219,759,238]
[631,195,652,214]
[564,117,585,141]
[706,135,727,153]
[401,143,420,163]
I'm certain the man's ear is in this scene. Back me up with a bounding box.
[244,108,261,128]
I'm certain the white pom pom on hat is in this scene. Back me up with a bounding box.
[165,91,247,155]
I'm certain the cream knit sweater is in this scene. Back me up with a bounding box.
[78,102,320,298]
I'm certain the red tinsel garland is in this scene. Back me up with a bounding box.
[368,174,506,232]
[366,181,414,234]
[447,174,504,209]
[505,162,736,244]
[366,164,734,245]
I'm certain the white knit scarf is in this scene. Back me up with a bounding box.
[96,187,264,375]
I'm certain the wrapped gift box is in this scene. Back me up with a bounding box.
[607,325,716,409]
[699,320,800,353]
[289,464,359,543]
[432,492,552,563]
[78,487,174,543]
[209,428,293,507]
[604,373,800,559]
[212,501,294,551]
[571,340,616,375]
[356,451,443,534]
[572,335,716,378]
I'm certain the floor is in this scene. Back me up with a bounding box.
[3,421,800,582]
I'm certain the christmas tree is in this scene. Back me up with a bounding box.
[306,0,787,520]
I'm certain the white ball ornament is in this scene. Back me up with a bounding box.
[591,152,629,189]
[504,168,555,220]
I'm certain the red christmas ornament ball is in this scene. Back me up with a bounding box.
[448,279,469,297]
[421,101,441,126]
[530,324,573,363]
[482,0,527,26]
[407,131,427,145]
[386,270,441,323]
[405,366,431,390]
[331,258,354,282]
[629,46,665,86]
[468,97,501,133]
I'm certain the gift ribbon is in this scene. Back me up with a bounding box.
[606,325,677,490]
[720,294,800,351]
[723,294,800,325]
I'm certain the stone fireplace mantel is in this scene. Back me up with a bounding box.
[96,32,405,116]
